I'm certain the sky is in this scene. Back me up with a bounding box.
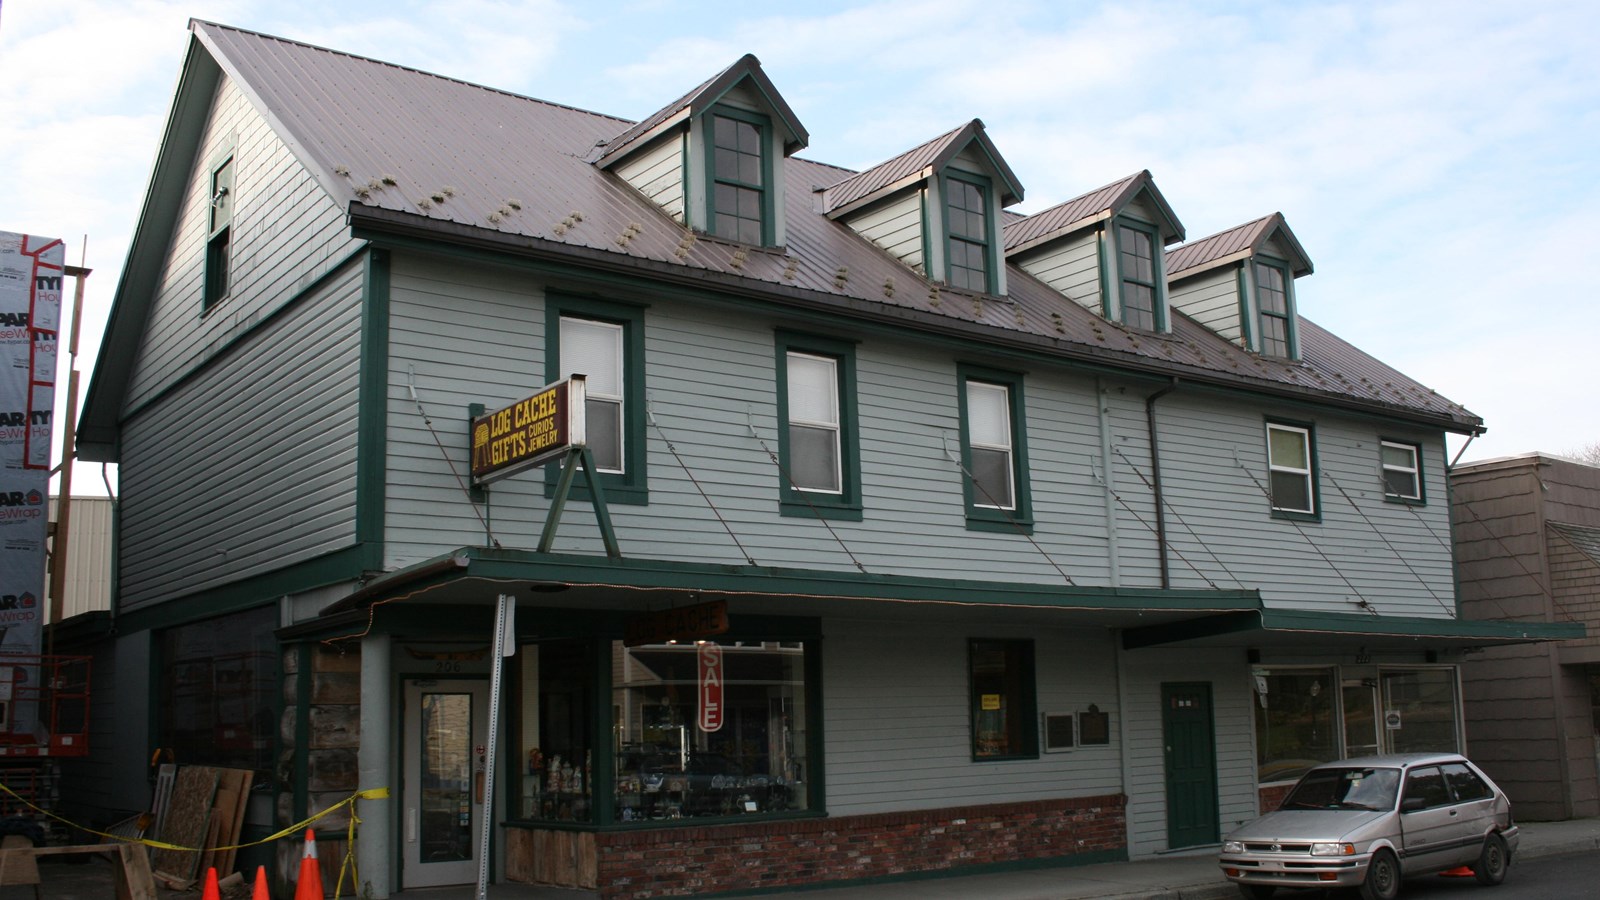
[3,0,1597,497]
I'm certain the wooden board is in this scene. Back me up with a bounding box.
[217,768,254,876]
[150,766,219,881]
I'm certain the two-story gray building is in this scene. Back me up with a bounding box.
[75,20,1580,899]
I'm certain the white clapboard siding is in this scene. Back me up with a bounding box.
[615,134,686,223]
[823,619,1123,815]
[1169,268,1243,343]
[127,73,363,413]
[1121,647,1258,857]
[1017,231,1101,313]
[844,192,924,271]
[118,261,365,609]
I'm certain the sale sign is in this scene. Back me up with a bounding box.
[697,643,723,733]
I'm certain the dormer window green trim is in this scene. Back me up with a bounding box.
[203,144,236,311]
[1114,218,1164,331]
[941,171,998,294]
[1254,257,1297,358]
[703,106,775,246]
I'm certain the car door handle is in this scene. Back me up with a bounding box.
[1448,810,1458,817]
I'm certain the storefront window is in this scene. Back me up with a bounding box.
[969,639,1037,760]
[516,640,595,823]
[1253,668,1337,783]
[158,606,277,783]
[612,640,808,821]
[1382,668,1459,753]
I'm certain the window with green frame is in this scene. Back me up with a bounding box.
[1115,220,1161,330]
[705,107,772,245]
[204,152,235,310]
[1266,419,1319,520]
[774,331,861,520]
[969,638,1037,760]
[957,365,1032,533]
[1255,259,1294,357]
[545,295,649,504]
[943,173,993,293]
[1380,440,1424,504]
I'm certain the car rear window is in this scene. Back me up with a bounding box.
[1442,763,1491,802]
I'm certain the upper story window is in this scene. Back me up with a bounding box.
[1256,260,1293,357]
[1116,221,1160,330]
[546,296,648,504]
[957,365,1032,533]
[944,174,993,293]
[775,332,860,520]
[204,153,234,310]
[706,108,771,245]
[1266,420,1318,520]
[1381,440,1424,503]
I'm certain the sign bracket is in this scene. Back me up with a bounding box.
[538,446,620,557]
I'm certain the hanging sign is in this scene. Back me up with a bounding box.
[698,643,724,733]
[623,599,729,647]
[470,376,586,485]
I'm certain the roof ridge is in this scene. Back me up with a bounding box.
[192,18,637,127]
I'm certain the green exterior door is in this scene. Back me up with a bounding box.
[1162,682,1219,848]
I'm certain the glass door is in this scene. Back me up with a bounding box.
[1342,679,1380,758]
[402,679,488,888]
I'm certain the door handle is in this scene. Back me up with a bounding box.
[407,807,417,842]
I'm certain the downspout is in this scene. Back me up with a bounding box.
[1146,378,1178,588]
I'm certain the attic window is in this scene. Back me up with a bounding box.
[944,173,993,293]
[1116,222,1160,330]
[204,154,234,310]
[706,108,771,245]
[1256,260,1293,357]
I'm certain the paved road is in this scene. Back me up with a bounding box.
[1242,848,1600,899]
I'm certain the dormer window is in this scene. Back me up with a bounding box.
[1255,259,1293,358]
[708,109,770,245]
[944,174,993,293]
[1116,221,1160,330]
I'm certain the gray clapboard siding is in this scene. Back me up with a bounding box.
[127,74,362,413]
[823,619,1122,815]
[1016,231,1101,313]
[1121,647,1258,856]
[615,134,686,223]
[1169,268,1243,342]
[117,261,364,609]
[844,192,924,270]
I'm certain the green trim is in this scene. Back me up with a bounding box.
[1265,418,1321,523]
[1125,608,1585,650]
[774,330,862,520]
[544,293,650,505]
[356,248,389,567]
[702,105,776,246]
[1112,216,1165,331]
[939,170,998,294]
[1254,256,1297,360]
[294,642,311,823]
[968,638,1039,762]
[956,364,1033,533]
[1096,226,1111,318]
[202,135,237,312]
[1235,263,1254,350]
[1379,438,1427,506]
[116,545,368,634]
[805,634,825,813]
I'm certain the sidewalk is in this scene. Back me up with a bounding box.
[7,817,1600,899]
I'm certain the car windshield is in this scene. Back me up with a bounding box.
[1282,767,1400,811]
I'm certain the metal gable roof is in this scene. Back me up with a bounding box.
[817,119,1024,216]
[81,21,1484,458]
[1167,212,1314,280]
[1002,170,1184,255]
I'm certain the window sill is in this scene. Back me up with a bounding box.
[971,753,1040,763]
[1383,495,1426,507]
[965,511,1034,535]
[1270,508,1321,524]
[780,498,862,522]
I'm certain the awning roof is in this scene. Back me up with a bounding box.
[1122,608,1584,651]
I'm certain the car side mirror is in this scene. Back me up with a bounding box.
[1400,796,1429,813]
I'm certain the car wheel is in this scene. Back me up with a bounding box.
[1475,831,1509,885]
[1238,885,1276,900]
[1360,848,1401,900]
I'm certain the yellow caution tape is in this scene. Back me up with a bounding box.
[0,782,389,853]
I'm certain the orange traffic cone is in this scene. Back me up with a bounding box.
[253,864,271,900]
[201,867,222,900]
[293,829,322,900]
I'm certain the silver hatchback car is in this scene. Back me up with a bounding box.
[1218,753,1518,900]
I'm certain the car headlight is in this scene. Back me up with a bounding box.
[1222,841,1244,854]
[1310,842,1356,857]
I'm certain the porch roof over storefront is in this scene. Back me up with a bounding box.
[1121,607,1585,651]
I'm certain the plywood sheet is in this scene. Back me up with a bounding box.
[151,766,218,881]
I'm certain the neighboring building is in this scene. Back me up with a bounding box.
[1454,453,1600,820]
[46,495,115,621]
[73,21,1579,898]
